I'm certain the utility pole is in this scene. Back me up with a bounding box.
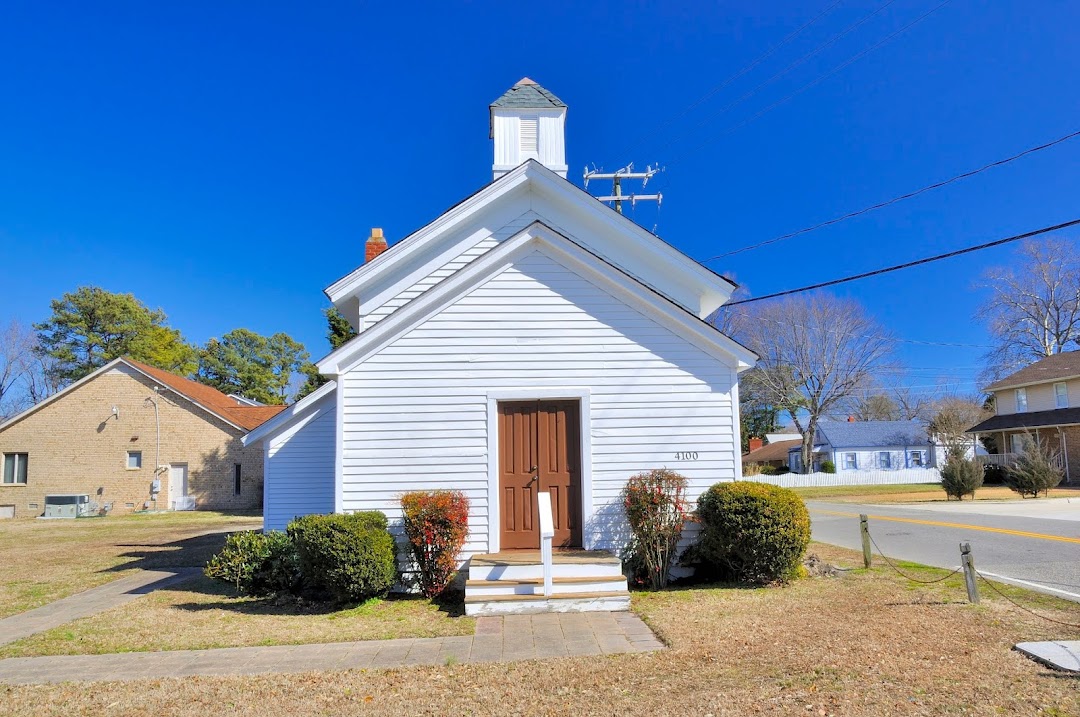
[583,163,663,215]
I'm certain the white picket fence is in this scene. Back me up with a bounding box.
[743,467,942,488]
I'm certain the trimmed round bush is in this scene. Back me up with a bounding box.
[690,482,811,584]
[941,457,983,500]
[287,512,396,603]
[820,460,836,474]
[204,530,300,596]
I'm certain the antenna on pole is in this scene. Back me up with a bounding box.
[583,163,664,215]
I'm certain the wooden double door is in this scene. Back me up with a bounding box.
[498,400,582,550]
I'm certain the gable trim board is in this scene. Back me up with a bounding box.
[325,161,737,324]
[0,357,252,435]
[318,222,756,377]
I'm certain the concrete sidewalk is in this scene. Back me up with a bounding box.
[0,568,200,647]
[0,612,664,685]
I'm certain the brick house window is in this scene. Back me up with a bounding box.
[126,451,142,470]
[234,464,242,495]
[1055,382,1068,408]
[3,454,28,484]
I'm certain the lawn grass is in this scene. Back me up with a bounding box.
[0,511,260,618]
[3,543,1078,716]
[0,574,474,658]
[791,483,1077,503]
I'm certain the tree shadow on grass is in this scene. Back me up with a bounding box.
[103,528,249,573]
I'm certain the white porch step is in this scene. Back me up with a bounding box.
[464,549,630,615]
[467,551,623,582]
[464,591,631,616]
[465,575,628,596]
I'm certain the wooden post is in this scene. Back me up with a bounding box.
[960,542,979,604]
[860,514,872,568]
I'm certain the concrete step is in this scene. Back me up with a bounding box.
[464,590,631,616]
[465,575,629,596]
[468,558,623,582]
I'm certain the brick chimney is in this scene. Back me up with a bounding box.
[365,228,388,263]
[748,437,764,452]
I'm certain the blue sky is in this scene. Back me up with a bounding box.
[2,1,1078,400]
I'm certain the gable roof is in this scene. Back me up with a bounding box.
[123,359,287,431]
[490,78,566,109]
[0,357,286,434]
[985,351,1080,391]
[324,160,737,324]
[317,221,756,376]
[742,440,798,464]
[242,379,337,447]
[816,420,930,449]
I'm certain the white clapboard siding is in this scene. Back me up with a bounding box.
[264,401,336,531]
[341,248,739,556]
[362,211,544,329]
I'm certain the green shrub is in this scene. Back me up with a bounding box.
[940,457,983,500]
[687,482,810,585]
[204,530,300,596]
[622,469,689,589]
[1006,436,1064,498]
[820,460,836,474]
[401,490,470,598]
[287,512,396,603]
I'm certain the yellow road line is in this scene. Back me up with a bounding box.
[812,508,1080,545]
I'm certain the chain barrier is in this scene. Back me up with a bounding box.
[863,520,1080,628]
[866,529,963,584]
[974,570,1080,629]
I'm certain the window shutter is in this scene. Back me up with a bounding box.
[520,115,539,155]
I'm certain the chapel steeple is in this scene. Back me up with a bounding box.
[489,78,568,180]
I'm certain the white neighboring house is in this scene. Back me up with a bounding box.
[787,420,945,473]
[244,79,756,612]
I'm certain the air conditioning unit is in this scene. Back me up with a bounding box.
[43,494,92,519]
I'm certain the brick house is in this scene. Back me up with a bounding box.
[0,357,285,518]
[967,351,1080,484]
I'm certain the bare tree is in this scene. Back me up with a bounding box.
[739,294,894,473]
[928,394,992,459]
[854,393,900,421]
[22,352,63,405]
[977,238,1080,381]
[0,320,36,419]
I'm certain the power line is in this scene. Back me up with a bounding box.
[705,127,1080,261]
[670,0,954,165]
[622,0,845,158]
[656,0,899,158]
[724,218,1080,307]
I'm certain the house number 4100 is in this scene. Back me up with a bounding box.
[675,452,699,461]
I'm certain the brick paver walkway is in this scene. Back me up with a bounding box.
[0,568,200,647]
[0,612,664,685]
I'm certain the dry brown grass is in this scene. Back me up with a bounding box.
[3,543,1078,716]
[793,483,1079,504]
[0,511,260,618]
[0,574,473,657]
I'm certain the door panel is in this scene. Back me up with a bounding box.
[498,400,582,550]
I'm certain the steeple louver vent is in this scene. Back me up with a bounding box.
[489,78,567,180]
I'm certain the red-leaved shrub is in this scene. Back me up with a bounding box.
[400,490,470,598]
[622,469,689,589]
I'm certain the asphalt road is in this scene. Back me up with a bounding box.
[807,498,1080,603]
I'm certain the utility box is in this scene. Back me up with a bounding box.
[43,494,91,519]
